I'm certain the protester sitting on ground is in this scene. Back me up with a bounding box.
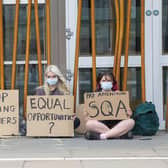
[36,64,80,129]
[85,71,135,140]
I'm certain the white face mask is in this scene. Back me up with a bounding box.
[47,77,58,86]
[100,81,113,91]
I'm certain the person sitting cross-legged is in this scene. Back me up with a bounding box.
[85,72,135,140]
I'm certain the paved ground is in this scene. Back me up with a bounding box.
[0,131,168,167]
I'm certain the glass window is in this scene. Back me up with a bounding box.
[3,4,46,129]
[3,4,46,61]
[163,67,168,120]
[80,0,141,56]
[4,64,46,93]
[162,0,168,54]
[3,4,46,91]
[4,64,46,126]
[79,68,142,109]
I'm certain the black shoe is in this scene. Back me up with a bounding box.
[74,117,80,129]
[120,131,133,139]
[85,131,100,140]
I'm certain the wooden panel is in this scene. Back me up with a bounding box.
[91,0,96,91]
[73,0,82,112]
[11,0,20,89]
[34,0,43,86]
[23,0,32,119]
[0,0,4,89]
[113,0,119,77]
[116,0,124,85]
[46,0,51,65]
[123,0,132,91]
[141,0,146,102]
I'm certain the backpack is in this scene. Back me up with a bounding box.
[132,102,159,136]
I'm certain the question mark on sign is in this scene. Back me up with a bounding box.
[49,122,55,134]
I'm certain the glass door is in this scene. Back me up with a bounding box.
[152,0,168,129]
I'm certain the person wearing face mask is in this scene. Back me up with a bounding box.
[85,72,135,140]
[36,65,80,130]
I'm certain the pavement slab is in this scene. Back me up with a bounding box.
[0,131,167,167]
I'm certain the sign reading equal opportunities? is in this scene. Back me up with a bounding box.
[0,90,19,136]
[26,95,74,137]
[84,91,130,120]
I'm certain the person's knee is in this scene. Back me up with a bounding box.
[85,120,91,130]
[128,118,135,129]
[85,120,94,130]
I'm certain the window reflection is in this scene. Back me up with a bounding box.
[162,0,168,54]
[79,68,142,109]
[4,64,46,94]
[163,67,168,120]
[3,5,46,61]
[80,0,141,56]
[4,64,46,126]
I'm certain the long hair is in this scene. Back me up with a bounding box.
[39,65,70,95]
[96,72,118,91]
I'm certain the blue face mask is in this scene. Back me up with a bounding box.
[100,81,113,91]
[46,77,58,86]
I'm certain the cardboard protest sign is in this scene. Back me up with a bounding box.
[26,95,74,137]
[84,91,130,120]
[0,90,19,136]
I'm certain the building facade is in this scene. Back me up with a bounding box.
[1,0,168,129]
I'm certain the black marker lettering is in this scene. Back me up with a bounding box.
[30,98,37,109]
[89,101,99,118]
[38,97,46,109]
[101,100,113,116]
[63,99,71,110]
[53,98,63,110]
[46,98,53,109]
[115,100,129,117]
[1,92,8,102]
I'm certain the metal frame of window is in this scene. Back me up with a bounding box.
[3,0,45,4]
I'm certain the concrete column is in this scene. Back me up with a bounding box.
[50,0,66,73]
